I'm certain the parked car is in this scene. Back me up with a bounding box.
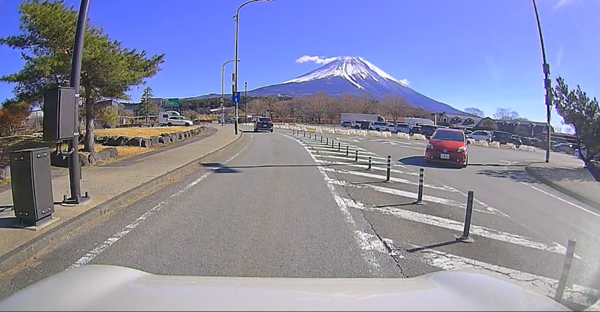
[393,123,411,134]
[468,130,492,142]
[552,143,578,154]
[420,125,439,138]
[425,128,469,168]
[369,121,389,131]
[253,117,273,132]
[491,131,522,147]
[409,125,422,135]
[165,116,193,127]
[353,120,371,130]
[340,120,353,128]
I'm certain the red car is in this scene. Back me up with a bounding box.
[425,128,469,168]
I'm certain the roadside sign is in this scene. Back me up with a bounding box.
[162,98,179,107]
[232,92,240,104]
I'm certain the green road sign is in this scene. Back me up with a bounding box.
[162,98,179,107]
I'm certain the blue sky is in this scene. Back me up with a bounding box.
[1,0,599,128]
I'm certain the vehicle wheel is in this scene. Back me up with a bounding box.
[167,123,172,127]
[269,129,273,132]
[486,139,490,143]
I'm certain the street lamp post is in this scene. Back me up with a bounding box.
[532,0,552,163]
[65,0,91,205]
[234,0,274,135]
[222,59,239,126]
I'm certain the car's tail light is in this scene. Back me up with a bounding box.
[268,121,273,124]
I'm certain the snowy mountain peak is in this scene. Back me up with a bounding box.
[285,56,407,89]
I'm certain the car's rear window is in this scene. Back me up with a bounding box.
[259,118,271,122]
[432,130,465,142]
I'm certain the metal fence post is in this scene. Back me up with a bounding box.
[456,191,474,243]
[320,136,323,143]
[303,131,305,137]
[554,239,577,303]
[368,157,372,170]
[326,137,329,145]
[385,156,391,182]
[338,142,341,151]
[346,146,349,156]
[416,168,424,205]
[355,150,358,162]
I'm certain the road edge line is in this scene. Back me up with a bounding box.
[0,130,245,276]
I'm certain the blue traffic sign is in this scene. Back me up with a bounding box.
[232,92,241,104]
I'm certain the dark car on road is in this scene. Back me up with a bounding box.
[254,117,273,132]
[420,125,438,138]
[409,125,422,135]
[491,131,522,147]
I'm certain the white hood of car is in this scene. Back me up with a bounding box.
[0,265,569,311]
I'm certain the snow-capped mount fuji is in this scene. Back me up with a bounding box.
[248,56,463,114]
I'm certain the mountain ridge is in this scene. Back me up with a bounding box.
[187,57,463,114]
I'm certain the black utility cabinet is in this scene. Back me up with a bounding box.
[10,148,55,226]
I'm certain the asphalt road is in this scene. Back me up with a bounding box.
[1,126,599,309]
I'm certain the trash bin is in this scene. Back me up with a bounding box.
[10,147,54,226]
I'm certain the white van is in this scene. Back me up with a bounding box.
[159,111,192,126]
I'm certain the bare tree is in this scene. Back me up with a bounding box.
[248,98,268,116]
[382,94,411,123]
[465,107,485,117]
[493,108,520,120]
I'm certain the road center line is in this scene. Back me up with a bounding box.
[67,135,254,270]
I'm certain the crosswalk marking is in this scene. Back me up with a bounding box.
[329,178,499,216]
[316,159,419,176]
[370,205,572,256]
[320,167,456,192]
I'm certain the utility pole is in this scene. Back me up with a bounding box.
[244,81,248,124]
[65,0,91,205]
[532,0,552,163]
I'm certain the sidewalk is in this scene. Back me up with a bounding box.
[0,126,240,266]
[526,162,600,209]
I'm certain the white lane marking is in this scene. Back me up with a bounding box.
[68,135,254,270]
[365,204,571,256]
[355,230,403,258]
[313,154,406,168]
[320,167,455,192]
[365,183,499,216]
[329,178,498,216]
[305,143,372,153]
[284,134,383,275]
[375,140,424,150]
[318,159,419,176]
[414,246,597,307]
[522,182,600,219]
[309,149,382,158]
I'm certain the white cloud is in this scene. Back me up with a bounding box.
[555,46,563,68]
[553,0,572,10]
[398,79,410,86]
[295,55,339,65]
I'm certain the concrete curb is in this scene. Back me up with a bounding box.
[525,165,600,209]
[0,130,244,275]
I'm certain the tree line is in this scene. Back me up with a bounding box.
[246,92,432,124]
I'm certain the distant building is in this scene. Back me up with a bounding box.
[434,113,552,138]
